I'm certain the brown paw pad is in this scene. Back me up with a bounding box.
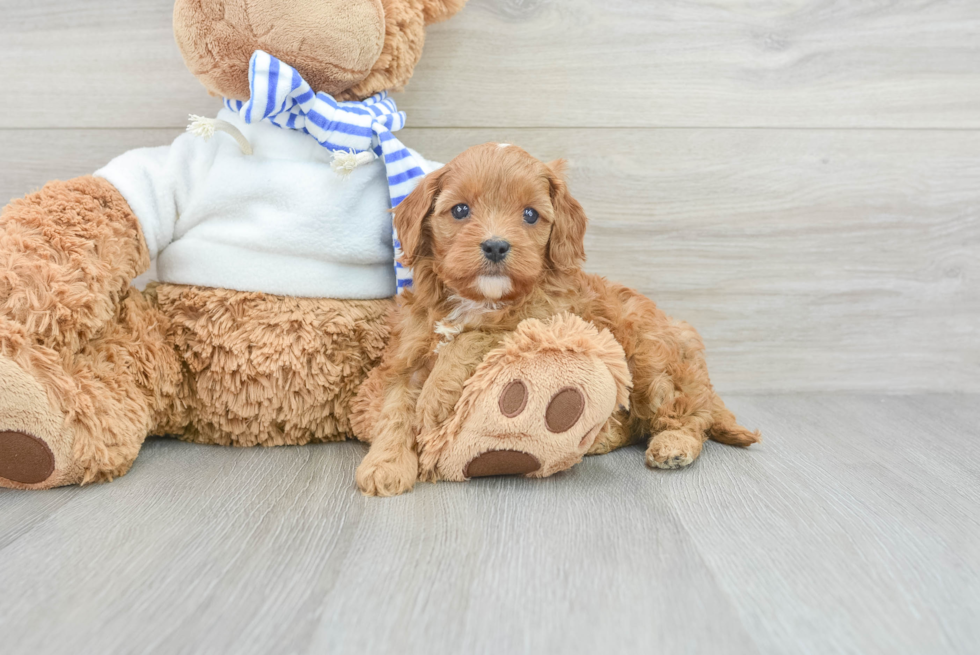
[498,380,529,417]
[545,387,586,433]
[0,431,55,484]
[464,450,541,478]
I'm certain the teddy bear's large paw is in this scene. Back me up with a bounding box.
[645,430,704,470]
[418,313,633,482]
[355,447,419,497]
[0,356,80,489]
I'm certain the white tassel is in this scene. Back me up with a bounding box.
[331,149,375,177]
[432,296,504,353]
[433,320,464,353]
[187,115,253,156]
[187,115,217,140]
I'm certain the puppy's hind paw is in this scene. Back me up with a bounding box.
[646,451,695,470]
[645,430,702,470]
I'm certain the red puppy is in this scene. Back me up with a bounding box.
[353,143,759,496]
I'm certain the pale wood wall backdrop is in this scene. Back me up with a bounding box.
[1,0,977,393]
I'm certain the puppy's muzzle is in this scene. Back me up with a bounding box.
[480,238,510,263]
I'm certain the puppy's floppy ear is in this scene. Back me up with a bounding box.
[421,0,468,24]
[545,159,588,273]
[393,167,445,267]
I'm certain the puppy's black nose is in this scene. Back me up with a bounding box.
[481,239,511,263]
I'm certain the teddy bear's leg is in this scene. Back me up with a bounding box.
[0,177,179,488]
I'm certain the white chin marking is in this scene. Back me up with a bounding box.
[497,143,511,149]
[476,275,513,300]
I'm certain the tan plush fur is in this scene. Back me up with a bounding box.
[174,0,467,102]
[351,144,760,496]
[0,178,390,488]
[0,176,150,350]
[154,284,391,447]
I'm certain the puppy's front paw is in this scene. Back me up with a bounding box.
[645,430,703,470]
[356,449,419,497]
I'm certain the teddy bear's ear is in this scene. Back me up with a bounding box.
[421,0,468,24]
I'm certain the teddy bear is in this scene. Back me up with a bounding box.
[0,0,467,490]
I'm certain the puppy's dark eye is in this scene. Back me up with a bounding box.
[452,204,470,220]
[523,208,539,225]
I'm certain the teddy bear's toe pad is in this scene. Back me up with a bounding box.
[0,431,55,484]
[464,450,541,478]
[498,380,529,417]
[545,387,586,433]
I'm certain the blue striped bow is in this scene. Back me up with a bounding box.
[225,50,423,293]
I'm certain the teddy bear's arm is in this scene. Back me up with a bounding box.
[95,131,219,261]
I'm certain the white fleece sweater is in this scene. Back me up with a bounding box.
[96,108,438,299]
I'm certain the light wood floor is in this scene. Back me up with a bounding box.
[0,395,976,654]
